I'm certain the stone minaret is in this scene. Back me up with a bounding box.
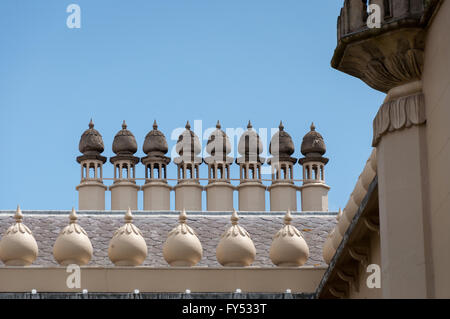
[267,122,298,211]
[236,121,266,211]
[204,121,235,211]
[109,121,140,210]
[141,120,171,210]
[173,121,203,211]
[298,123,330,211]
[76,119,107,210]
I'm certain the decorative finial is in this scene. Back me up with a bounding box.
[153,120,158,130]
[247,121,252,130]
[337,208,342,221]
[69,207,78,224]
[284,210,292,225]
[89,119,94,129]
[185,121,191,130]
[231,210,239,225]
[179,209,187,224]
[122,120,127,130]
[279,121,284,131]
[125,207,133,223]
[15,205,23,223]
[310,122,316,131]
[216,120,221,129]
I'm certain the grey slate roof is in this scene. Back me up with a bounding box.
[0,211,337,268]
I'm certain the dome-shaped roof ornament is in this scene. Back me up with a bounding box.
[142,120,170,157]
[108,208,148,266]
[300,122,326,157]
[163,209,203,266]
[53,208,93,266]
[205,120,233,164]
[112,120,138,155]
[216,210,256,267]
[0,205,38,266]
[77,119,107,163]
[268,121,296,164]
[237,121,264,163]
[174,120,202,164]
[269,210,309,267]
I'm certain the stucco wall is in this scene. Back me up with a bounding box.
[422,0,450,298]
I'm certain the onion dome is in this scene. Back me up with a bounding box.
[112,121,138,155]
[269,210,309,267]
[204,121,233,165]
[269,121,296,163]
[206,121,231,157]
[216,210,256,267]
[0,206,38,266]
[163,209,203,267]
[79,119,105,156]
[238,121,263,158]
[301,123,326,157]
[108,208,147,266]
[53,208,93,266]
[143,120,169,156]
[174,121,202,165]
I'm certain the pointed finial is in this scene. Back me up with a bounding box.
[279,121,284,131]
[89,119,94,129]
[179,209,187,224]
[122,120,127,130]
[185,121,191,130]
[247,121,252,130]
[337,208,343,221]
[284,210,292,225]
[69,207,78,224]
[125,207,133,223]
[153,120,158,130]
[15,205,23,223]
[231,210,239,225]
[216,120,221,129]
[310,122,316,131]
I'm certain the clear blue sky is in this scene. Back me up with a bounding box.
[0,1,385,211]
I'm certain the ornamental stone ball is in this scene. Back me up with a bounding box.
[78,119,105,156]
[112,120,138,155]
[53,208,93,266]
[163,209,203,267]
[108,208,148,266]
[0,206,38,266]
[269,210,309,267]
[216,210,256,267]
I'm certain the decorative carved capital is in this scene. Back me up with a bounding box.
[372,92,426,146]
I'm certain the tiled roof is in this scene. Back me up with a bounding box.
[0,211,337,267]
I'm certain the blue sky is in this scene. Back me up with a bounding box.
[0,1,385,211]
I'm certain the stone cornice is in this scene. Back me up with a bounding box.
[372,92,426,146]
[332,0,443,93]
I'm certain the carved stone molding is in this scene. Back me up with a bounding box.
[372,92,426,146]
[348,246,369,266]
[334,28,426,92]
[332,0,443,93]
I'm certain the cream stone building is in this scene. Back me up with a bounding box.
[0,0,449,299]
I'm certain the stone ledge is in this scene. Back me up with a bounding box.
[0,267,326,294]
